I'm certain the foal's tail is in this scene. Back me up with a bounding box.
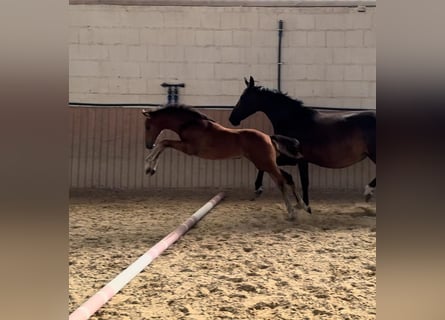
[270,135,303,160]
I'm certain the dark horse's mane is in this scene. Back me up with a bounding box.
[149,104,215,122]
[252,86,318,118]
[255,86,305,109]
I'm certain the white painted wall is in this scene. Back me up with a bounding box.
[69,4,376,108]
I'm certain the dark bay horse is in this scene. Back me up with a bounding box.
[229,76,376,210]
[142,105,309,221]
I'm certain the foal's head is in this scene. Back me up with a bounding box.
[229,76,262,126]
[142,105,215,149]
[141,109,162,149]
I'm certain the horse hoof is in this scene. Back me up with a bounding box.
[255,187,263,195]
[149,168,156,176]
[287,215,299,223]
[307,206,312,214]
[364,185,374,202]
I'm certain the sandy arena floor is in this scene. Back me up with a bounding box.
[69,189,376,320]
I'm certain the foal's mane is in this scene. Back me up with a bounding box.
[149,104,215,122]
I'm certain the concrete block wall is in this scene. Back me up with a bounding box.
[69,4,376,108]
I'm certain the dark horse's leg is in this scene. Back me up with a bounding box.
[298,161,312,213]
[362,117,376,202]
[364,152,376,202]
[254,171,264,196]
[250,170,264,201]
[365,178,376,202]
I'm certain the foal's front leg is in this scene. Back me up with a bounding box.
[144,144,165,175]
[145,140,196,175]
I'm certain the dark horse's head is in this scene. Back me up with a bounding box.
[229,76,262,126]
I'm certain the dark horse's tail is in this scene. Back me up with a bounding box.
[270,135,303,160]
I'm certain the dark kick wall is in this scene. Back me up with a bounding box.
[69,107,375,191]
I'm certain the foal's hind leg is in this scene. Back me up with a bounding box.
[280,169,310,214]
[267,169,297,221]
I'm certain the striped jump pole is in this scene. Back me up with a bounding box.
[69,192,225,320]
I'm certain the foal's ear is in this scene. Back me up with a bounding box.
[244,77,249,87]
[248,76,255,87]
[141,109,151,118]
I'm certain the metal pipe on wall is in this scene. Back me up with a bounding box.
[277,20,284,92]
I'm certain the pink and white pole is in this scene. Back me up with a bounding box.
[69,192,225,320]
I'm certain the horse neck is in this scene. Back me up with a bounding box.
[158,112,206,135]
[259,93,313,128]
